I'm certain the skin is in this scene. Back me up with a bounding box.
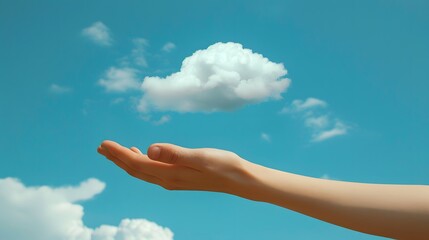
[98,140,429,239]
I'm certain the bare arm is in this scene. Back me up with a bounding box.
[239,164,429,239]
[98,140,429,239]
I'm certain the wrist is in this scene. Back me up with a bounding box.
[224,159,267,202]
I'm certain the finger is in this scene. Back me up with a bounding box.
[112,156,164,186]
[98,146,115,161]
[101,140,172,177]
[147,143,199,167]
[98,146,122,163]
[101,140,139,160]
[98,146,164,186]
[130,147,143,154]
[99,145,133,169]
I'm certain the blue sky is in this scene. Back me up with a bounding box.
[1,0,428,239]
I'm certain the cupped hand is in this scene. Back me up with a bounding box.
[97,140,251,194]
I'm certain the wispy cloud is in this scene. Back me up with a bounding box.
[261,132,271,142]
[305,115,329,129]
[153,115,171,125]
[117,38,150,68]
[312,120,348,142]
[140,115,171,125]
[139,42,290,113]
[131,38,149,67]
[82,21,112,46]
[49,84,72,94]
[162,42,176,52]
[97,39,149,94]
[98,67,140,92]
[0,178,173,240]
[281,97,349,142]
[280,97,327,113]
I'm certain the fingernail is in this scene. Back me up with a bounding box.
[149,146,161,160]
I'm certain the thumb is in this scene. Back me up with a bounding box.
[147,143,197,166]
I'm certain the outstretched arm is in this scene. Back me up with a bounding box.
[97,140,429,239]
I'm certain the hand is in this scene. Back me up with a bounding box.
[97,140,251,194]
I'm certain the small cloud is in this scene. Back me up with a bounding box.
[305,115,329,129]
[131,38,149,67]
[0,178,174,240]
[82,21,112,46]
[98,67,141,92]
[97,38,148,95]
[153,115,171,125]
[280,97,326,113]
[281,98,349,142]
[116,38,149,68]
[292,98,327,111]
[141,115,171,125]
[261,132,271,142]
[312,120,348,142]
[138,42,290,113]
[49,84,72,94]
[162,42,176,52]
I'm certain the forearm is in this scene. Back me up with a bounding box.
[234,161,429,239]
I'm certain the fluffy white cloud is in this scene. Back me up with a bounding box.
[138,42,290,112]
[54,178,105,202]
[162,42,176,52]
[0,178,173,240]
[49,84,72,94]
[93,219,173,240]
[98,67,140,92]
[281,97,348,142]
[82,22,113,46]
